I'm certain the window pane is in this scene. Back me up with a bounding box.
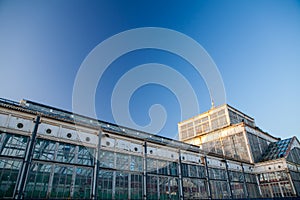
[100,150,114,168]
[25,162,51,198]
[0,159,22,198]
[98,170,113,199]
[50,165,73,198]
[0,133,28,157]
[73,167,92,199]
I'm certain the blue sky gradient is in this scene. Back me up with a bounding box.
[0,0,299,139]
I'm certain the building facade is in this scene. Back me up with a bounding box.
[178,104,300,198]
[0,98,298,199]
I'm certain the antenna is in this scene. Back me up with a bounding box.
[208,88,215,109]
[211,99,215,109]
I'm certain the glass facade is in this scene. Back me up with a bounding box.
[0,158,22,198]
[179,108,229,141]
[0,130,263,199]
[228,109,255,127]
[201,132,250,162]
[181,163,208,199]
[258,171,295,198]
[98,150,144,199]
[261,138,292,162]
[179,105,256,141]
[24,137,94,199]
[0,99,299,199]
[0,133,26,198]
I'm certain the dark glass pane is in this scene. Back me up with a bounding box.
[0,159,22,198]
[24,162,51,198]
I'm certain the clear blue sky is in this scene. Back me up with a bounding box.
[0,0,299,139]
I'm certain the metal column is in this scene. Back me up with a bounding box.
[241,163,249,199]
[178,149,184,200]
[143,141,147,200]
[46,141,59,198]
[204,156,212,199]
[224,159,233,199]
[15,115,41,199]
[70,146,79,198]
[92,129,102,200]
[0,132,7,153]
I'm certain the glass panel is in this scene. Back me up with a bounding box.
[208,168,227,180]
[233,132,249,161]
[24,162,51,198]
[159,176,169,200]
[0,133,28,157]
[246,183,260,198]
[77,146,94,166]
[182,164,206,178]
[73,167,92,199]
[210,180,230,199]
[147,175,158,199]
[33,139,56,161]
[229,171,244,182]
[130,174,143,200]
[260,184,272,198]
[56,143,76,164]
[270,182,282,197]
[169,162,178,176]
[98,170,113,199]
[157,160,168,175]
[293,181,300,196]
[181,163,189,177]
[189,165,197,177]
[116,153,129,171]
[222,136,234,157]
[202,140,223,155]
[280,181,294,197]
[169,177,179,200]
[290,171,300,181]
[115,172,128,199]
[0,159,22,198]
[245,173,257,183]
[183,178,208,199]
[198,166,206,178]
[50,165,73,198]
[130,155,143,172]
[100,150,114,168]
[147,158,157,174]
[211,119,219,130]
[231,182,245,199]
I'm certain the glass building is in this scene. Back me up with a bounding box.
[178,104,300,198]
[0,98,299,199]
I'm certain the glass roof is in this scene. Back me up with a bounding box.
[260,138,293,161]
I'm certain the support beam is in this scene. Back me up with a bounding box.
[0,132,7,154]
[92,129,102,200]
[224,159,233,199]
[70,146,79,198]
[15,115,41,199]
[177,149,184,200]
[241,163,249,199]
[204,156,212,199]
[143,141,147,200]
[46,142,59,198]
